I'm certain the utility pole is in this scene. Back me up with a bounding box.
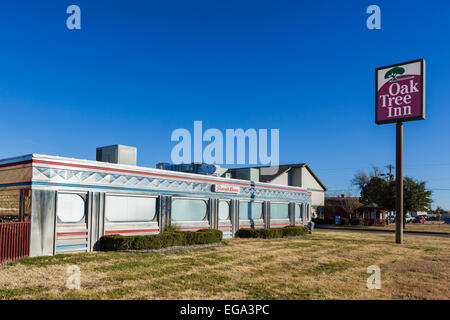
[386,164,394,182]
[395,123,404,244]
[384,164,394,223]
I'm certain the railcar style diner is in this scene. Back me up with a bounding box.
[0,147,318,258]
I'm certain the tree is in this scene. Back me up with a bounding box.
[384,67,405,81]
[352,170,370,190]
[352,166,383,190]
[337,195,363,219]
[433,207,443,220]
[360,176,391,208]
[359,176,432,212]
[402,177,433,212]
[434,206,444,214]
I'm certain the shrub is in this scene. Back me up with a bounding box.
[166,224,180,232]
[183,229,222,245]
[131,235,153,249]
[282,226,309,237]
[340,218,349,226]
[158,232,187,248]
[99,228,222,251]
[237,228,260,238]
[312,218,324,225]
[238,226,308,239]
[196,229,223,243]
[99,235,134,250]
[259,228,284,239]
[315,217,334,225]
[350,218,363,225]
[183,231,198,245]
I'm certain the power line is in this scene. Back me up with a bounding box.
[315,163,450,172]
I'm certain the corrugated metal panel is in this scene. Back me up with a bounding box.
[104,221,160,236]
[55,225,88,254]
[0,222,31,264]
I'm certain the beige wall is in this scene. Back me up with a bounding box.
[270,171,289,186]
[310,190,325,209]
[265,166,325,213]
[300,167,325,213]
[301,167,324,190]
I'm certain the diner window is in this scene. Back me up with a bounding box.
[218,200,230,220]
[271,203,289,219]
[105,195,156,222]
[57,193,86,223]
[172,198,208,221]
[295,204,301,219]
[239,201,262,220]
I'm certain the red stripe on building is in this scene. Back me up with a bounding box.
[240,225,265,228]
[270,224,290,227]
[179,227,210,231]
[57,232,87,237]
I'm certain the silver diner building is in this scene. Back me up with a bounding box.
[0,151,314,258]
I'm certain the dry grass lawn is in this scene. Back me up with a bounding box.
[0,230,449,300]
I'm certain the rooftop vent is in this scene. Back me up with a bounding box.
[96,144,137,166]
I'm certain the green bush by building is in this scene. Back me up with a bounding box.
[100,228,223,251]
[237,226,309,239]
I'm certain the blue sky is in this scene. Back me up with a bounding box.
[0,1,449,208]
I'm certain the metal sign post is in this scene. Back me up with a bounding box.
[395,122,403,244]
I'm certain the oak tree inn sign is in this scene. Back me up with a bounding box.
[376,59,425,124]
[375,58,426,244]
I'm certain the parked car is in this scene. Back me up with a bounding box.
[391,214,414,223]
[413,216,426,223]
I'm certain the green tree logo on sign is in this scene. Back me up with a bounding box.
[384,67,405,81]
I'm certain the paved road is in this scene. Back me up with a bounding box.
[316,226,450,238]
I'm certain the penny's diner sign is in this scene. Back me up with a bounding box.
[212,184,240,194]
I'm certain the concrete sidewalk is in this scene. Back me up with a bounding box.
[316,225,450,238]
